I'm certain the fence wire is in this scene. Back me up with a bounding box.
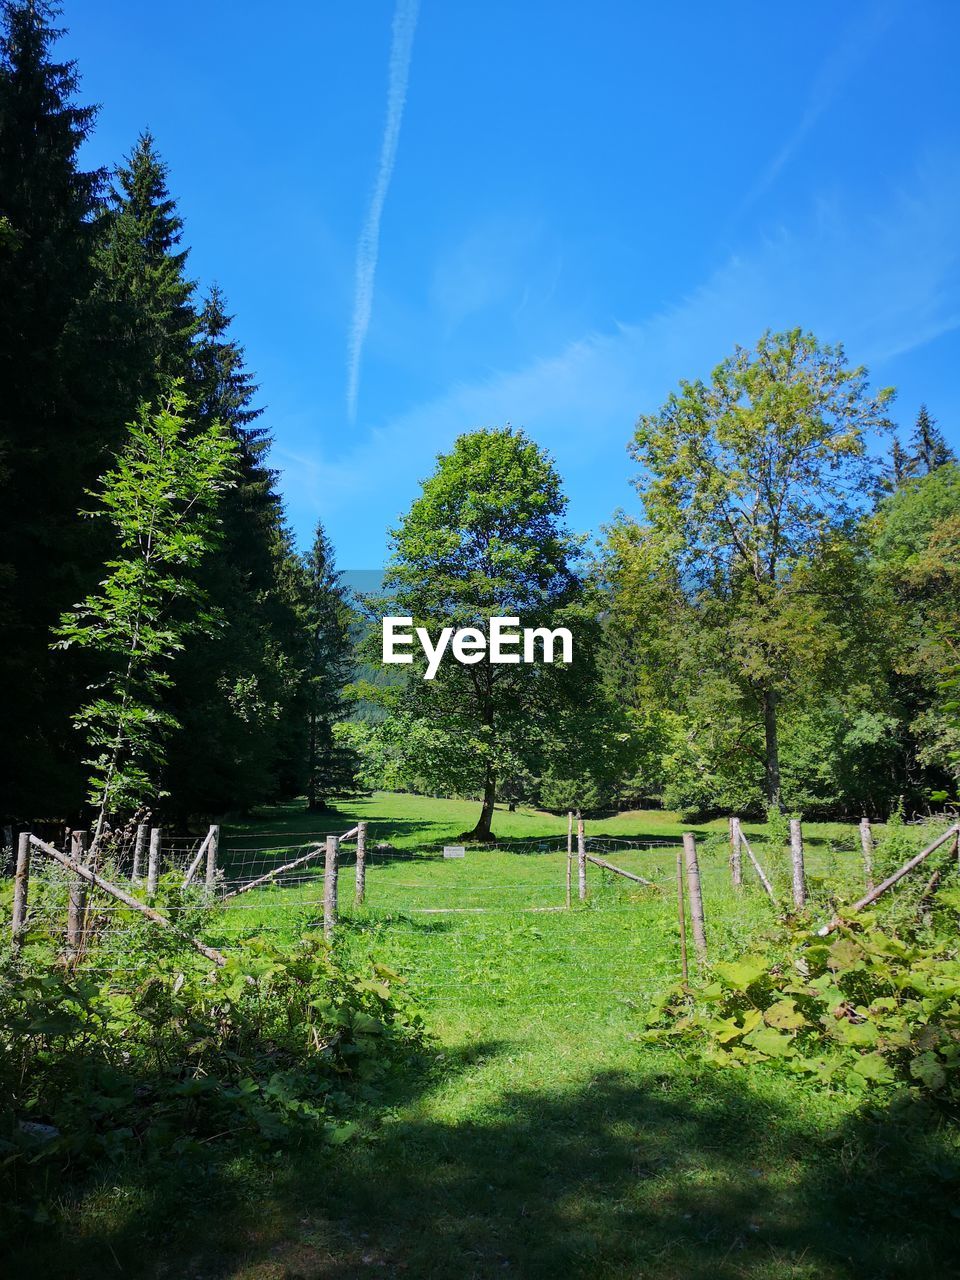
[11,821,959,1010]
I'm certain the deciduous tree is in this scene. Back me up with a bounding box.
[629,328,894,808]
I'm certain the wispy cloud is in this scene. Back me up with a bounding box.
[738,1,900,217]
[281,151,960,562]
[346,0,420,424]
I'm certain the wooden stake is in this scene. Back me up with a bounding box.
[739,830,778,905]
[66,830,88,958]
[204,824,220,895]
[324,834,339,940]
[729,816,742,889]
[28,835,226,966]
[585,853,658,888]
[12,832,30,945]
[676,848,688,984]
[566,810,573,909]
[132,822,148,883]
[859,818,875,892]
[147,828,161,901]
[789,818,806,911]
[819,822,960,935]
[182,826,215,888]
[577,812,586,902]
[682,832,707,967]
[355,821,367,905]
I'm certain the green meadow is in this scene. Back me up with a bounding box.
[14,793,958,1280]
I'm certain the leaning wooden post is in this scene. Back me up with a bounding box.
[12,832,31,946]
[131,822,148,883]
[789,818,807,910]
[729,816,742,889]
[203,824,220,896]
[28,835,227,966]
[147,828,161,901]
[355,821,368,905]
[859,818,875,892]
[682,832,707,968]
[324,834,340,940]
[566,810,573,909]
[676,848,688,984]
[66,830,88,958]
[577,812,587,902]
[739,830,778,906]
[819,822,960,935]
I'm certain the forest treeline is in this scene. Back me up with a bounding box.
[344,385,958,830]
[2,3,957,835]
[0,2,354,824]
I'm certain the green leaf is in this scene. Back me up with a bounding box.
[764,999,806,1030]
[910,1052,947,1091]
[713,956,768,991]
[743,1025,795,1057]
[851,1052,895,1084]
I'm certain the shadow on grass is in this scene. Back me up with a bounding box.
[12,1048,960,1280]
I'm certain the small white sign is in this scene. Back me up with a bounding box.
[443,845,466,859]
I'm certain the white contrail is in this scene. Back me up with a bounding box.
[346,0,420,423]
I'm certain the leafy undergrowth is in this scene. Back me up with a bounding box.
[0,919,424,1232]
[643,893,960,1104]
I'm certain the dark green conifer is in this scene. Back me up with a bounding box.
[0,0,106,815]
[303,523,358,810]
[908,404,954,476]
[94,130,197,407]
[162,290,309,814]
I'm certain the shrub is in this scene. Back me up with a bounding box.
[641,897,960,1105]
[0,921,424,1205]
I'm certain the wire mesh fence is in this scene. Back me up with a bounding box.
[9,816,959,1002]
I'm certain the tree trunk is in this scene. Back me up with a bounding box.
[763,686,782,809]
[461,766,497,841]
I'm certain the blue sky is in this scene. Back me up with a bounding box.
[62,1,960,566]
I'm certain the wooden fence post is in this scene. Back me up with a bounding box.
[66,830,88,958]
[729,816,742,889]
[324,834,339,940]
[204,824,220,896]
[859,818,875,892]
[147,828,161,901]
[355,821,367,905]
[577,812,586,902]
[566,811,573,909]
[789,818,806,910]
[132,822,148,882]
[682,832,707,967]
[676,848,688,984]
[12,832,30,946]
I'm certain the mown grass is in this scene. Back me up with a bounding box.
[10,795,959,1279]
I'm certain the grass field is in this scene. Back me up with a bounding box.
[12,794,960,1279]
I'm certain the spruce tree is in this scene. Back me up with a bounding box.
[303,523,357,810]
[908,404,954,476]
[161,290,309,814]
[94,130,197,409]
[0,0,107,816]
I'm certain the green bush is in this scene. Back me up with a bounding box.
[641,899,960,1104]
[0,921,424,1203]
